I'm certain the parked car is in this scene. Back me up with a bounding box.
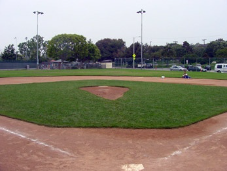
[188,66,207,72]
[170,65,187,71]
[205,65,211,71]
[145,63,153,68]
[214,63,227,73]
[137,63,146,68]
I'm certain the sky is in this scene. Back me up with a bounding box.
[0,0,227,53]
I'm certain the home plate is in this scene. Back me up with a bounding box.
[121,164,144,171]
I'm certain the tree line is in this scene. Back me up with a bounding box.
[0,34,101,62]
[96,38,227,60]
[1,33,227,63]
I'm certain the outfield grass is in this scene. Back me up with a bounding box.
[0,69,227,80]
[0,80,226,128]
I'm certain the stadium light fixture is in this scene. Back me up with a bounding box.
[33,11,44,69]
[137,9,145,69]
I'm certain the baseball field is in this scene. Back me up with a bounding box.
[0,69,227,171]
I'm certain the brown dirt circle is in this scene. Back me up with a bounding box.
[0,76,227,171]
[80,86,129,100]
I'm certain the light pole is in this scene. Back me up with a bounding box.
[137,9,146,69]
[33,11,44,69]
[133,36,140,69]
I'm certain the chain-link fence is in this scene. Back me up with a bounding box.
[0,61,37,69]
[114,57,227,70]
[40,61,102,70]
[1,58,226,70]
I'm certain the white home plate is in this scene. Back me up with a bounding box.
[121,164,144,171]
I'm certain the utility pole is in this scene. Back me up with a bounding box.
[202,39,206,45]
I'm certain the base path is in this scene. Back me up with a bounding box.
[0,76,227,171]
[0,76,227,87]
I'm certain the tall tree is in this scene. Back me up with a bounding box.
[125,42,141,58]
[162,44,176,58]
[149,45,164,59]
[86,40,101,61]
[1,44,17,60]
[47,34,88,61]
[18,42,29,59]
[171,44,186,57]
[205,39,227,57]
[96,38,126,61]
[193,43,206,57]
[215,47,227,58]
[143,43,151,59]
[182,41,193,54]
[18,35,48,61]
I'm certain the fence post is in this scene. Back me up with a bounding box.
[153,58,154,70]
[162,58,163,70]
[121,58,122,68]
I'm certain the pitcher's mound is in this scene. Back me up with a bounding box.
[80,86,129,100]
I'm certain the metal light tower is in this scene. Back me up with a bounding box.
[33,11,44,69]
[137,9,146,69]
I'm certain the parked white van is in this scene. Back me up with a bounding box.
[214,63,227,73]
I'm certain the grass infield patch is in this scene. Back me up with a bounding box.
[0,80,227,128]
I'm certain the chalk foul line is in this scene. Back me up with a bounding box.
[161,126,227,160]
[0,127,75,157]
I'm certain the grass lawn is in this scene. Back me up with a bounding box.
[0,80,227,128]
[0,69,227,80]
